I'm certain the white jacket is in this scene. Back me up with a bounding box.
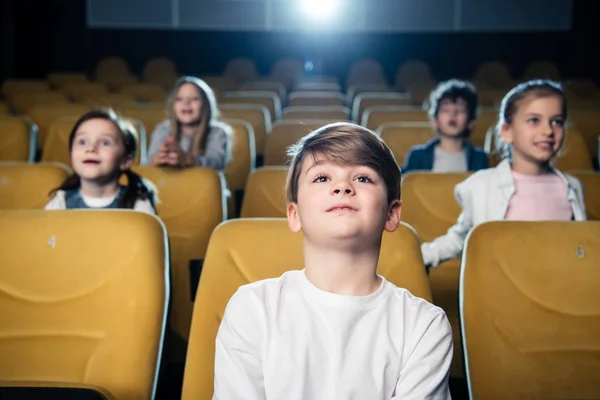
[421,159,587,267]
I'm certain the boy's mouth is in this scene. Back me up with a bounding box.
[327,204,358,212]
[448,120,458,127]
[83,159,100,164]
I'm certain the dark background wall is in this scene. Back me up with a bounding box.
[1,0,598,83]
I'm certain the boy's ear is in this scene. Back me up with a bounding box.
[499,123,514,144]
[384,200,402,233]
[467,119,477,132]
[287,202,302,233]
[430,117,439,132]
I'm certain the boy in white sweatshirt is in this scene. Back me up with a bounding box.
[213,122,453,400]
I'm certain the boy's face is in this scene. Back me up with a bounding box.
[287,153,401,249]
[433,98,474,138]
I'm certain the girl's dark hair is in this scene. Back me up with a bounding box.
[50,108,156,210]
[166,76,220,157]
[494,79,567,159]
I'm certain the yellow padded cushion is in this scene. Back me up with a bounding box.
[362,106,427,131]
[461,221,600,399]
[569,171,600,221]
[182,218,431,400]
[134,166,226,341]
[0,162,70,210]
[378,122,436,166]
[220,105,271,155]
[554,128,594,171]
[282,106,350,122]
[264,121,325,166]
[26,104,92,149]
[222,119,256,218]
[240,166,288,218]
[0,210,169,400]
[0,116,34,162]
[401,171,472,378]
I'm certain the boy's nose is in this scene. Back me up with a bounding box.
[331,181,354,195]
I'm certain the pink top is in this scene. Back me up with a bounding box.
[504,171,573,221]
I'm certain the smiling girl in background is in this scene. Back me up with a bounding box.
[145,76,232,170]
[421,79,587,268]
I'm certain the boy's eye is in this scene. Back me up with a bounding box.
[77,138,86,145]
[552,119,565,127]
[527,117,539,124]
[356,175,373,183]
[101,139,112,146]
[313,175,329,183]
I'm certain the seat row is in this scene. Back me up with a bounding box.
[1,209,599,399]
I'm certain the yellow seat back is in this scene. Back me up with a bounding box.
[238,81,287,102]
[378,122,436,166]
[182,219,430,399]
[118,104,167,141]
[26,104,92,149]
[220,104,271,156]
[223,119,256,218]
[240,166,288,217]
[0,162,70,209]
[264,120,326,165]
[288,91,345,107]
[554,128,594,171]
[47,72,89,89]
[80,93,136,109]
[0,116,36,162]
[402,172,472,378]
[63,83,109,102]
[2,80,50,99]
[569,170,600,221]
[569,109,600,159]
[0,210,169,399]
[120,84,167,102]
[11,92,70,114]
[460,221,600,399]
[362,106,428,131]
[134,166,227,341]
[282,106,350,122]
[353,93,412,123]
[221,91,279,121]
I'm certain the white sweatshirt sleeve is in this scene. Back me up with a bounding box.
[213,288,265,400]
[420,178,475,267]
[392,309,453,399]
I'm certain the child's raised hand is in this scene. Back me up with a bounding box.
[152,143,170,166]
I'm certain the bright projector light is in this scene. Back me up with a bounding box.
[300,0,337,20]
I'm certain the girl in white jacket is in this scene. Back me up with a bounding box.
[421,79,587,267]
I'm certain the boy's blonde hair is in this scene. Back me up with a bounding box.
[285,122,401,205]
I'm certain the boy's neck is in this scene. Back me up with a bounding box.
[80,180,120,198]
[303,241,382,296]
[438,136,464,153]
